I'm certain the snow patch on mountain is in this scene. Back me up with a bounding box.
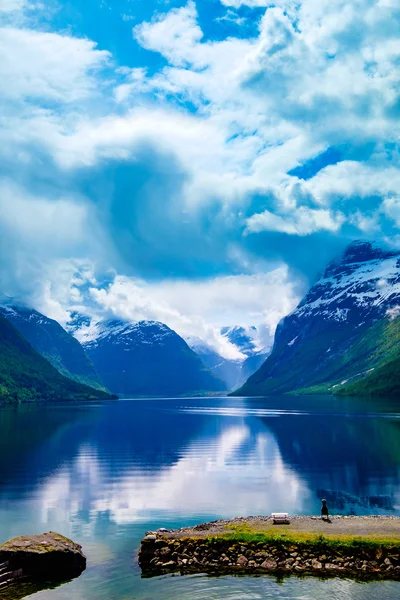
[186,324,272,391]
[221,325,272,357]
[386,305,400,320]
[77,319,174,349]
[293,244,400,323]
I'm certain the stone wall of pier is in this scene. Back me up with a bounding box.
[139,533,400,580]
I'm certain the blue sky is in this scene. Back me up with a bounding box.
[0,0,399,356]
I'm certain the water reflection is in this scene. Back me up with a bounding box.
[0,396,399,600]
[38,420,307,525]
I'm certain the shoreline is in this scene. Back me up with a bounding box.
[138,516,400,580]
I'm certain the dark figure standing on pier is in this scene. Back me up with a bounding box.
[321,499,329,520]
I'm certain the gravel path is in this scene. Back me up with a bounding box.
[157,515,400,540]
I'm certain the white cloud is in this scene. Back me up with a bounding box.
[133,1,203,67]
[349,211,380,233]
[215,9,246,25]
[220,0,269,6]
[382,196,400,227]
[37,264,301,359]
[246,207,344,235]
[114,67,148,103]
[4,0,398,237]
[0,179,89,246]
[0,180,109,322]
[296,162,400,205]
[0,27,110,102]
[83,268,300,358]
[109,0,400,238]
[0,0,25,11]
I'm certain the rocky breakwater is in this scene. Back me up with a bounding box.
[0,532,86,599]
[138,517,400,581]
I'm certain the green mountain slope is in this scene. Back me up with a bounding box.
[0,315,113,403]
[299,315,400,394]
[336,355,400,396]
[0,306,105,391]
[331,316,400,396]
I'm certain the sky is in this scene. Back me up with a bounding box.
[0,0,399,357]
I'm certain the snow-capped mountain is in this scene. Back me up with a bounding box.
[293,241,400,324]
[185,335,243,390]
[78,319,226,396]
[186,325,272,391]
[0,304,104,390]
[236,241,400,396]
[221,325,272,357]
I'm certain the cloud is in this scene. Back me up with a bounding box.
[114,67,148,103]
[0,27,110,102]
[0,0,26,12]
[215,9,246,26]
[126,0,400,242]
[382,197,400,228]
[0,180,89,247]
[220,0,269,6]
[1,0,400,343]
[0,178,110,323]
[68,266,301,359]
[133,1,203,67]
[245,207,344,235]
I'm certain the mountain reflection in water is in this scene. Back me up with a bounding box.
[0,396,399,600]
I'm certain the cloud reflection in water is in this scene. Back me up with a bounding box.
[38,417,308,526]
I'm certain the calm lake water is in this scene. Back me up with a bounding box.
[1,396,400,599]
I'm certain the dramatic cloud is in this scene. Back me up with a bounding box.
[32,263,301,359]
[87,268,300,355]
[0,0,399,345]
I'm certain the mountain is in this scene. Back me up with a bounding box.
[334,316,400,396]
[337,356,400,396]
[240,351,270,383]
[234,241,400,396]
[0,314,113,403]
[186,326,271,391]
[221,325,261,355]
[185,336,242,390]
[80,319,226,396]
[0,305,104,391]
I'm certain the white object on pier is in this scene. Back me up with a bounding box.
[271,512,290,524]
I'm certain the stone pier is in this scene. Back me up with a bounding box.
[138,516,400,580]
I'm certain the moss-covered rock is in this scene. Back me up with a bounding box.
[0,531,86,597]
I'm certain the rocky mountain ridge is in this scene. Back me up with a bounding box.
[79,318,226,397]
[186,325,271,391]
[235,241,400,396]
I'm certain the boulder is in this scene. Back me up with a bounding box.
[0,532,86,579]
[261,559,277,569]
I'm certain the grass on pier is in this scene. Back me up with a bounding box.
[204,523,400,551]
